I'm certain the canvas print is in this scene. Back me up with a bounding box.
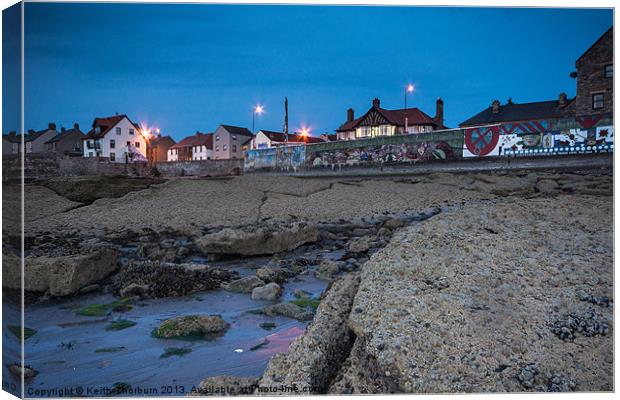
[1,2,614,397]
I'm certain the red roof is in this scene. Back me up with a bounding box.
[337,106,437,132]
[83,114,141,139]
[170,132,213,150]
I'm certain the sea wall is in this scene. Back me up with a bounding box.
[244,113,614,173]
[155,159,243,177]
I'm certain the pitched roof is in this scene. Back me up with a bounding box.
[337,106,438,131]
[170,132,213,150]
[459,99,575,127]
[150,135,176,148]
[576,26,613,64]
[45,127,84,144]
[83,114,141,140]
[220,124,253,137]
[259,130,325,144]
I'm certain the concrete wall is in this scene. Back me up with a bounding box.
[156,159,243,177]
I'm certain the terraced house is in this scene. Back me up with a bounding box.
[213,125,253,159]
[167,132,212,161]
[82,114,147,163]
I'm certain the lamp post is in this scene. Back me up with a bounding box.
[252,105,264,133]
[404,84,414,133]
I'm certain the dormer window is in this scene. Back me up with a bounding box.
[95,127,101,134]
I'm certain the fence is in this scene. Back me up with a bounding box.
[244,112,614,173]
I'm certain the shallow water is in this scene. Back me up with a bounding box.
[6,249,335,397]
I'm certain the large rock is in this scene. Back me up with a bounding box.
[262,302,314,321]
[348,237,371,253]
[190,376,259,396]
[258,274,360,394]
[196,222,318,256]
[251,283,282,301]
[256,267,290,284]
[153,315,228,339]
[316,260,340,281]
[3,246,119,297]
[113,261,238,298]
[224,276,265,293]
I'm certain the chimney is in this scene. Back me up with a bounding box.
[491,100,500,114]
[74,123,79,130]
[61,127,66,133]
[28,129,35,134]
[434,98,444,128]
[372,98,380,108]
[347,108,354,122]
[558,92,567,107]
[48,122,56,131]
[9,131,16,139]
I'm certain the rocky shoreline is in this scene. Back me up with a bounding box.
[3,167,613,393]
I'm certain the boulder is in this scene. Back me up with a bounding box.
[3,246,119,297]
[119,283,150,299]
[153,315,228,339]
[195,222,318,256]
[262,303,314,321]
[251,283,282,301]
[190,376,259,396]
[256,267,290,284]
[316,260,341,281]
[113,261,238,298]
[224,276,265,293]
[383,218,407,229]
[348,237,371,253]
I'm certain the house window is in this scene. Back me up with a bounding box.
[592,93,604,109]
[89,152,93,157]
[605,64,613,78]
[215,135,220,141]
[232,135,237,140]
[127,141,131,146]
[95,127,101,134]
[110,139,115,149]
[135,142,140,148]
[129,128,134,135]
[232,144,237,152]
[215,145,219,151]
[223,144,228,151]
[116,127,121,135]
[110,152,116,161]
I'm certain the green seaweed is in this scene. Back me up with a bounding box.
[76,298,133,317]
[8,325,37,340]
[105,320,137,331]
[289,298,321,311]
[95,346,126,353]
[160,347,192,358]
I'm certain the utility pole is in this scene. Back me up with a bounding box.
[283,97,289,142]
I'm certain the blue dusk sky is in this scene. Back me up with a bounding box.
[2,3,613,139]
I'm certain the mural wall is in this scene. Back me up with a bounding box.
[245,145,306,172]
[463,114,614,158]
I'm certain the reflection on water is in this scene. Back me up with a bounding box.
[6,256,329,396]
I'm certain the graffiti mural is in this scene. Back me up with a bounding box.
[308,141,456,167]
[463,115,614,157]
[244,145,306,172]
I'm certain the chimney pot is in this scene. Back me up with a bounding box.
[558,92,567,107]
[74,123,79,130]
[61,127,66,132]
[372,98,380,108]
[491,100,501,114]
[347,108,355,122]
[48,122,56,131]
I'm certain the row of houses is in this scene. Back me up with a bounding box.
[3,27,612,164]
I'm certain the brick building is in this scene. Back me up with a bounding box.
[573,27,613,116]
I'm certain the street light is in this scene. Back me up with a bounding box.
[252,104,264,133]
[404,84,414,134]
[299,126,310,136]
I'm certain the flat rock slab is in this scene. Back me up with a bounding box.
[345,194,613,393]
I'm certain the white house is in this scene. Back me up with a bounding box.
[82,114,147,163]
[252,130,325,149]
[167,132,213,161]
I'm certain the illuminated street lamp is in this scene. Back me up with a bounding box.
[252,104,264,133]
[299,126,311,139]
[404,84,415,134]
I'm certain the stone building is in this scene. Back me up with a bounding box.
[573,27,613,116]
[44,123,84,154]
